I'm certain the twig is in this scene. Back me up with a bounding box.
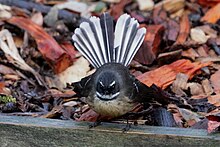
[0,0,87,27]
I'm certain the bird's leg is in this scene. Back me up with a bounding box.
[89,121,102,128]
[122,106,153,132]
[122,118,131,132]
[89,115,102,129]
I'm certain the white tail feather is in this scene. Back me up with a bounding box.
[125,28,146,66]
[72,13,146,68]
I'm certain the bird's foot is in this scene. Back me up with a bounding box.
[122,119,131,132]
[89,121,102,129]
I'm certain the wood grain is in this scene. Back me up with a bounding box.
[0,115,220,146]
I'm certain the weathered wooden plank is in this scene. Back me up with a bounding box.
[0,115,220,147]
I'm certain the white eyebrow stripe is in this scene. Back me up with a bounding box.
[109,81,116,87]
[99,81,104,87]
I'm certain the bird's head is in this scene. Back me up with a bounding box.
[95,71,120,101]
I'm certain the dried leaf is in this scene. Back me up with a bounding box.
[42,105,63,118]
[208,94,220,106]
[197,46,209,57]
[207,120,220,133]
[201,3,220,23]
[110,0,132,20]
[155,0,185,13]
[167,19,180,42]
[175,13,190,44]
[198,0,220,7]
[157,49,182,65]
[178,108,203,125]
[0,29,46,86]
[187,82,205,96]
[197,25,218,38]
[0,64,17,75]
[210,69,220,94]
[0,4,12,19]
[202,79,214,96]
[7,16,73,73]
[137,59,211,89]
[60,42,78,61]
[57,57,91,88]
[182,48,199,60]
[135,25,165,65]
[171,73,189,96]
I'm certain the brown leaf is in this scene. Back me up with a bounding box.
[208,94,220,106]
[187,82,205,96]
[135,24,165,65]
[137,59,211,89]
[182,48,199,60]
[175,13,190,44]
[42,105,63,118]
[156,0,185,14]
[167,19,180,43]
[77,109,99,122]
[198,0,220,7]
[197,46,209,57]
[109,0,132,20]
[202,79,214,96]
[210,69,220,94]
[157,49,182,65]
[201,3,220,23]
[60,42,78,61]
[171,73,189,96]
[7,16,73,73]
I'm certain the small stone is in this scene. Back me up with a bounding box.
[190,28,209,44]
[137,0,154,11]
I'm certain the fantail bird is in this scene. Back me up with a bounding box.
[71,13,155,118]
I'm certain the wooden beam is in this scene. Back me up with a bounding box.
[0,115,220,146]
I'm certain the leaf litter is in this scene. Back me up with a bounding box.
[0,0,220,133]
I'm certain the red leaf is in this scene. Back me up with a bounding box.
[135,24,165,65]
[198,0,220,7]
[137,59,211,89]
[201,3,220,23]
[175,13,190,45]
[7,17,73,73]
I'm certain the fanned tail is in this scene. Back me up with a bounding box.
[72,13,146,68]
[100,13,114,62]
[114,14,146,66]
